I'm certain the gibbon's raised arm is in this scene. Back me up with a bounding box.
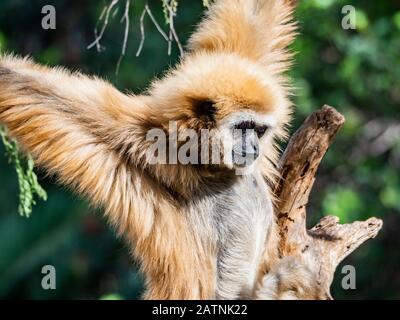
[0,55,220,299]
[0,55,158,236]
[188,0,297,76]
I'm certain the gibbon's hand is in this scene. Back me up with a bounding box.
[256,256,331,300]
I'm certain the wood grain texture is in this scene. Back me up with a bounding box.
[274,105,383,299]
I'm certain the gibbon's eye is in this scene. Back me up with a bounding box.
[234,121,269,138]
[194,99,217,121]
[255,125,269,138]
[234,120,256,131]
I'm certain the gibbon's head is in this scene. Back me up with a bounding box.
[147,52,292,174]
[145,0,297,178]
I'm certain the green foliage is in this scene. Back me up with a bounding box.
[0,31,7,49]
[322,187,363,223]
[162,0,178,23]
[0,127,47,217]
[161,0,210,24]
[379,169,400,211]
[202,0,211,7]
[100,293,124,300]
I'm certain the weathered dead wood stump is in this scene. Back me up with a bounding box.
[275,105,383,299]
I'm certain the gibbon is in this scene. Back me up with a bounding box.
[0,0,322,299]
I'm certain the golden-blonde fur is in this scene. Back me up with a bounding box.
[0,0,319,299]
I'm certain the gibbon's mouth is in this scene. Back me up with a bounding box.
[231,150,259,168]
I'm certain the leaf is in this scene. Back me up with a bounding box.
[0,126,47,217]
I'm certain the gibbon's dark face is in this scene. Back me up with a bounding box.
[194,99,271,166]
[148,53,291,170]
[212,106,278,170]
[190,97,276,168]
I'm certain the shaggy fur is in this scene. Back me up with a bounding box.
[0,0,317,299]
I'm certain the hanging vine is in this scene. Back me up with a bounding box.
[0,127,47,217]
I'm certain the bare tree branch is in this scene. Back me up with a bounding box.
[88,1,192,63]
[87,0,120,52]
[164,1,184,56]
[273,105,383,299]
[116,0,131,75]
[136,4,170,57]
[136,6,147,57]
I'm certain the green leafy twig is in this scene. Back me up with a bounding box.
[202,0,211,8]
[162,0,178,24]
[0,127,47,217]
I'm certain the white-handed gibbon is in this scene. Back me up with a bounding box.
[0,0,322,299]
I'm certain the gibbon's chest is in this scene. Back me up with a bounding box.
[192,172,275,299]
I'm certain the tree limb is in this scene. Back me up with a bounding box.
[274,105,383,299]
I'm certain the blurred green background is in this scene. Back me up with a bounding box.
[0,0,399,299]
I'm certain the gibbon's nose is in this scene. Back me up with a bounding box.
[232,133,260,167]
[242,141,259,159]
